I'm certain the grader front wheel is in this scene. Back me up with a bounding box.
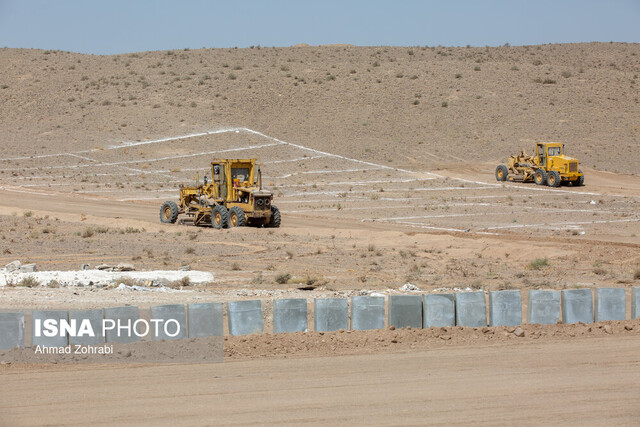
[160,201,179,224]
[495,165,508,182]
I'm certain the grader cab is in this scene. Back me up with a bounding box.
[159,158,280,229]
[495,142,584,187]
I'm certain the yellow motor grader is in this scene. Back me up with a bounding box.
[159,158,280,229]
[495,142,584,187]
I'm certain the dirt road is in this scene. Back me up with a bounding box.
[2,335,639,425]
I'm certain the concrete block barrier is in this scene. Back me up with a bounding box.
[150,304,187,340]
[388,295,422,329]
[422,294,455,328]
[455,292,487,327]
[228,300,263,336]
[188,303,223,338]
[104,306,141,343]
[633,287,640,320]
[68,309,104,346]
[527,290,560,325]
[273,299,308,334]
[351,296,385,331]
[489,290,522,327]
[561,289,593,324]
[314,298,348,332]
[0,312,25,350]
[32,310,69,348]
[594,288,626,321]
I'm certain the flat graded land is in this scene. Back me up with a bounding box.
[2,334,640,425]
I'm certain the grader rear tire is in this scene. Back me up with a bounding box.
[160,201,179,224]
[229,206,246,227]
[211,205,229,229]
[267,205,281,228]
[574,170,585,186]
[534,169,547,186]
[547,170,561,187]
[495,165,508,182]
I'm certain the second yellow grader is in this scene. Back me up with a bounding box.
[495,142,584,187]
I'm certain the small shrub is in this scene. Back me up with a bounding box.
[23,211,33,218]
[367,243,376,252]
[228,73,237,80]
[185,247,195,254]
[455,73,462,79]
[167,276,191,289]
[528,257,549,270]
[474,66,481,71]
[81,227,94,238]
[561,70,572,78]
[543,78,557,84]
[441,101,448,107]
[18,276,40,288]
[231,262,240,271]
[634,268,640,280]
[275,273,291,284]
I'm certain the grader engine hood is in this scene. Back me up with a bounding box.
[549,155,579,172]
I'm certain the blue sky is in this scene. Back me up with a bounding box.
[0,0,638,54]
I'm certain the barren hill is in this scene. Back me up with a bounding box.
[1,43,639,174]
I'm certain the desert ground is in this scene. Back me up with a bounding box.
[0,43,639,424]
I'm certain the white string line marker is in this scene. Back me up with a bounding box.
[1,126,632,201]
[274,177,436,188]
[262,155,328,164]
[484,217,640,230]
[372,220,470,233]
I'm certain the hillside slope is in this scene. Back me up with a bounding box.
[0,43,638,173]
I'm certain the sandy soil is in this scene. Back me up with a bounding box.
[2,333,640,425]
[1,43,640,424]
